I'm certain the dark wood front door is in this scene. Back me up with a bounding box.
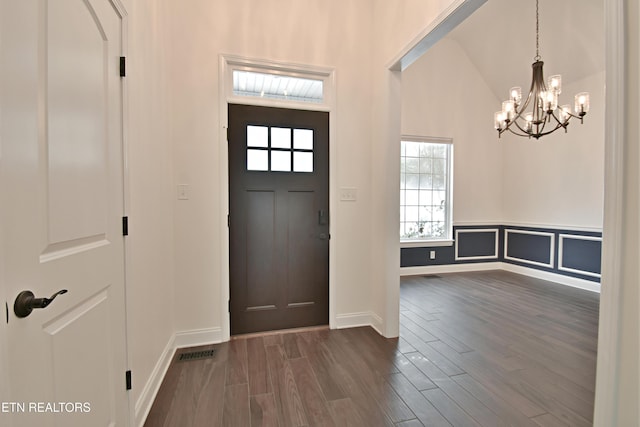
[228,104,329,335]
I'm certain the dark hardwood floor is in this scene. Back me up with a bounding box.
[144,270,599,426]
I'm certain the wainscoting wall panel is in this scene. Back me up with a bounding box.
[504,228,555,268]
[401,225,602,283]
[455,228,499,261]
[558,234,602,278]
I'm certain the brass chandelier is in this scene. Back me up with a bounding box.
[494,0,589,139]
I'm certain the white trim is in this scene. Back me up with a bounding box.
[453,221,603,233]
[400,262,502,277]
[219,55,337,338]
[334,311,384,335]
[401,134,453,144]
[453,220,503,227]
[504,228,555,269]
[401,239,454,248]
[135,327,223,426]
[594,0,625,423]
[222,55,334,111]
[558,234,602,279]
[388,0,488,71]
[501,263,601,294]
[135,334,175,427]
[454,228,499,261]
[501,221,603,233]
[174,327,224,349]
[110,3,134,425]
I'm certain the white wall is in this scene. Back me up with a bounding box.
[401,38,504,224]
[121,0,176,414]
[501,72,605,230]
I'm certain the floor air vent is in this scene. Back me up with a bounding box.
[178,349,216,362]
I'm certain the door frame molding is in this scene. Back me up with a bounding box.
[219,55,337,341]
[111,0,133,424]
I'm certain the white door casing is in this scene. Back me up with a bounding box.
[0,0,129,426]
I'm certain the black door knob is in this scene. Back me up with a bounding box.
[14,289,68,318]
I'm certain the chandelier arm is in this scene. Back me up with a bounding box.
[500,74,537,135]
[504,120,566,139]
[510,118,535,135]
[548,110,570,129]
[532,122,566,138]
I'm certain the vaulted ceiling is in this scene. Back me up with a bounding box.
[446,0,605,102]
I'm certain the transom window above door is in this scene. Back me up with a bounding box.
[246,125,314,173]
[233,70,323,104]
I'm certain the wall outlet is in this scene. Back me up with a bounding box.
[340,187,357,201]
[429,250,436,260]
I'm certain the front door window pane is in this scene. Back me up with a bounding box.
[271,151,291,172]
[247,125,268,147]
[271,127,291,149]
[247,149,268,171]
[293,129,313,150]
[293,151,313,172]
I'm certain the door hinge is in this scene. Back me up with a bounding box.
[120,56,126,77]
[125,370,132,390]
[227,214,230,228]
[228,300,230,313]
[122,216,129,236]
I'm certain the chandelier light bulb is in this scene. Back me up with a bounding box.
[510,87,522,105]
[495,111,506,129]
[502,100,515,120]
[548,75,562,94]
[575,92,590,115]
[525,113,533,132]
[560,105,571,122]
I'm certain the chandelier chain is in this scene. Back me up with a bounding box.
[535,0,540,61]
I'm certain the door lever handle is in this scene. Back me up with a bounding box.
[14,289,68,318]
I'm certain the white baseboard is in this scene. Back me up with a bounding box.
[135,334,176,427]
[334,311,383,331]
[400,261,600,293]
[135,327,223,427]
[174,327,224,349]
[400,262,502,277]
[501,263,601,293]
[369,312,384,336]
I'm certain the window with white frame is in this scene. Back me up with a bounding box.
[400,138,453,241]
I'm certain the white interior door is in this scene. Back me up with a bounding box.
[0,0,129,426]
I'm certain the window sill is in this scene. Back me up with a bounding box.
[400,239,454,248]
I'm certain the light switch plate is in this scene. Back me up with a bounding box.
[177,184,189,200]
